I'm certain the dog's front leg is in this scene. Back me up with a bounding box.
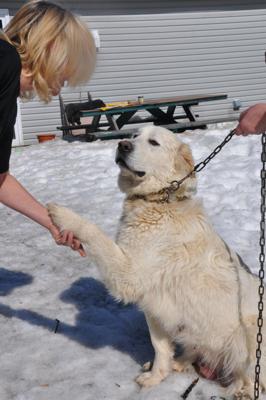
[136,315,174,387]
[47,203,134,302]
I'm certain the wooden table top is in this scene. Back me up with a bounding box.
[81,93,227,116]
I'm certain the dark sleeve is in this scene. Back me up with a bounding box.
[0,40,21,173]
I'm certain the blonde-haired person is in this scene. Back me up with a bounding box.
[0,0,96,255]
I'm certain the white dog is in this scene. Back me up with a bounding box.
[48,126,266,399]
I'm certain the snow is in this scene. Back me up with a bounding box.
[0,124,265,400]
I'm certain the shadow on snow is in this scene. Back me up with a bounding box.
[0,273,155,365]
[0,267,33,296]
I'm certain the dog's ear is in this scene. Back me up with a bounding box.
[179,143,194,170]
[173,142,197,198]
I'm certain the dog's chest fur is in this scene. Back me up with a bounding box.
[114,197,245,338]
[116,197,209,256]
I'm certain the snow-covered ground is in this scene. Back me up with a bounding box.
[0,124,265,400]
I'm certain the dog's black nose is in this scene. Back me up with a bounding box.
[118,140,133,153]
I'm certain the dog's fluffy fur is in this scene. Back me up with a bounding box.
[48,126,266,398]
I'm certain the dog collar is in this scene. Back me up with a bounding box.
[128,189,190,204]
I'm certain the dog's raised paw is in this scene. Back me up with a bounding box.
[47,203,67,228]
[47,203,82,233]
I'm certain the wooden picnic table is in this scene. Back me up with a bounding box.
[58,93,228,141]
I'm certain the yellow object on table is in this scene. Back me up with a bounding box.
[100,101,130,111]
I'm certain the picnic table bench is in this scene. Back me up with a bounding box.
[58,93,230,141]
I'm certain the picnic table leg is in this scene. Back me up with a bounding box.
[147,107,176,124]
[106,115,119,131]
[114,110,137,129]
[166,105,176,118]
[182,105,197,122]
[181,104,207,131]
[90,115,102,132]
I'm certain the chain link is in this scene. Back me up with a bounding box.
[167,129,236,194]
[193,129,236,173]
[254,132,266,400]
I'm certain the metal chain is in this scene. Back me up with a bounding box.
[193,128,236,173]
[254,132,266,400]
[166,129,236,195]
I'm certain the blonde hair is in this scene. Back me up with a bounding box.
[4,0,96,102]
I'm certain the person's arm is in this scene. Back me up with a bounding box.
[235,103,266,136]
[0,172,86,256]
[0,171,8,188]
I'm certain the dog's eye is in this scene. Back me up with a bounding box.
[132,134,139,139]
[149,139,160,146]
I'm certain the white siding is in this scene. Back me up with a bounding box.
[2,0,266,15]
[2,0,266,144]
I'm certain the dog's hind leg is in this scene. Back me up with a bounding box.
[136,314,174,387]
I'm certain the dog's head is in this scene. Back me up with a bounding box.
[115,126,196,199]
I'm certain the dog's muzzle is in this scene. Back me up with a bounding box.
[115,140,145,177]
[115,140,133,167]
